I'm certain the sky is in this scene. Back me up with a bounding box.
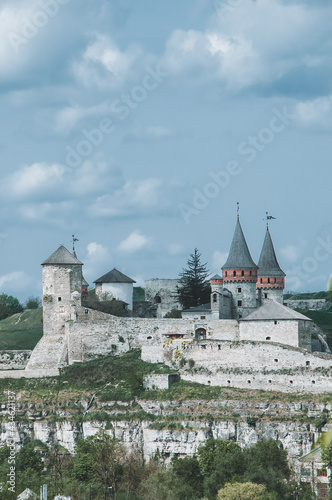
[0,0,332,302]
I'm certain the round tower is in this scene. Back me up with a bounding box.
[222,217,258,319]
[257,227,285,305]
[42,245,83,336]
[210,274,223,319]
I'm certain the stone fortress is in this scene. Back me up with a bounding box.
[0,215,331,394]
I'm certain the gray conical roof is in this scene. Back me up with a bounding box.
[222,218,257,270]
[42,245,83,265]
[257,228,285,277]
[94,268,136,284]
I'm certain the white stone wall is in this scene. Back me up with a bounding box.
[145,279,181,317]
[240,320,300,347]
[173,340,331,372]
[95,282,133,310]
[285,299,327,311]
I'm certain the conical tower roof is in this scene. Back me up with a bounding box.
[257,227,285,277]
[42,245,83,265]
[222,218,258,270]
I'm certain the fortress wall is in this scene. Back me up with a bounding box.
[240,320,299,347]
[182,370,332,394]
[0,351,31,370]
[173,341,332,371]
[285,299,327,311]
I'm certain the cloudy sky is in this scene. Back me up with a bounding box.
[1,0,332,301]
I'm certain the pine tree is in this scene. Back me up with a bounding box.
[176,248,210,309]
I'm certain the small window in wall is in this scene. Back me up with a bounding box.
[227,380,231,384]
[218,345,221,350]
[154,295,161,304]
[213,293,217,303]
[147,336,152,340]
[225,271,227,277]
[58,297,62,302]
[264,293,268,299]
[85,309,89,314]
[268,278,270,283]
[274,321,278,325]
[208,380,211,384]
[241,270,244,277]
[268,380,272,384]
[312,380,316,384]
[306,361,310,366]
[290,380,293,384]
[250,271,252,277]
[247,380,251,384]
[233,270,236,277]
[201,344,206,349]
[237,287,242,293]
[260,278,262,284]
[238,300,242,306]
[274,278,277,284]
[239,314,242,319]
[200,316,206,320]
[266,336,271,341]
[274,358,279,363]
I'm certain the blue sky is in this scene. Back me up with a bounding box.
[0,0,332,301]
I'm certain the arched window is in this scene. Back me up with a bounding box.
[213,293,217,303]
[233,270,236,277]
[154,295,161,304]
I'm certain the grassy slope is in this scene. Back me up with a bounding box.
[0,308,43,350]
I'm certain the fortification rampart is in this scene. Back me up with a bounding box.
[0,351,31,370]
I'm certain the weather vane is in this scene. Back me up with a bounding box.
[264,212,276,227]
[72,234,79,253]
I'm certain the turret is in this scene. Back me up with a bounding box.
[222,217,258,318]
[42,245,83,335]
[210,274,223,319]
[257,227,285,305]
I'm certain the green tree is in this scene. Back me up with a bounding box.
[243,440,290,498]
[217,482,267,500]
[322,440,332,488]
[0,294,23,320]
[197,439,246,499]
[24,296,41,309]
[171,455,204,499]
[73,431,126,498]
[176,248,211,309]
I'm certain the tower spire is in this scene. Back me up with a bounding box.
[72,235,79,257]
[237,202,240,221]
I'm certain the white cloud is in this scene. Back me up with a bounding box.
[90,178,163,217]
[72,34,141,89]
[118,230,151,253]
[1,162,64,198]
[0,270,32,291]
[295,95,332,128]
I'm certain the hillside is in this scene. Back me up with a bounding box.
[0,307,43,350]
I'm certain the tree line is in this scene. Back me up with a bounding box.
[0,433,325,499]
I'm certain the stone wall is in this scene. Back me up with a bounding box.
[285,299,327,311]
[0,351,31,370]
[145,279,181,318]
[143,374,180,390]
[239,319,303,348]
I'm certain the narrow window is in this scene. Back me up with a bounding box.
[247,380,251,384]
[260,278,262,283]
[312,380,316,384]
[85,309,89,314]
[250,271,252,277]
[225,271,227,277]
[264,293,268,299]
[241,270,244,277]
[290,380,293,384]
[274,278,276,283]
[268,278,270,283]
[213,294,217,303]
[58,297,62,302]
[274,358,278,363]
[237,287,242,293]
[233,270,236,278]
[306,361,310,366]
[227,380,231,384]
[274,321,278,325]
[268,380,272,384]
[238,300,242,306]
[218,345,221,350]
